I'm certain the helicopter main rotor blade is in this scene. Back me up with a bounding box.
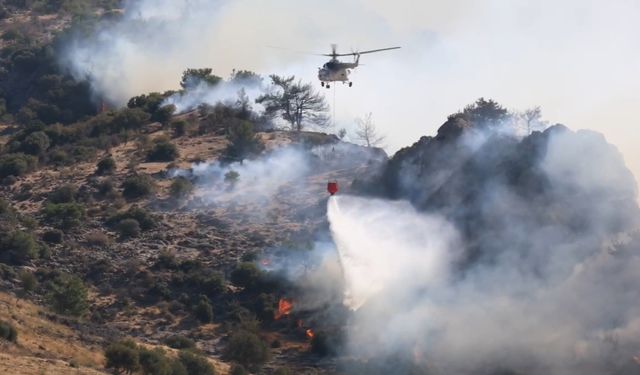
[321,46,401,57]
[355,46,401,55]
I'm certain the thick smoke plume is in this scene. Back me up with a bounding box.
[172,146,311,209]
[60,0,640,179]
[324,125,640,374]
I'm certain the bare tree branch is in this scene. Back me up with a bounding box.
[355,112,385,147]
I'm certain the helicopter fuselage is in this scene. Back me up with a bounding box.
[318,60,358,83]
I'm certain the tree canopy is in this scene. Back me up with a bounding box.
[180,68,222,90]
[256,75,329,131]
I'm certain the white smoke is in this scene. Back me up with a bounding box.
[163,81,262,114]
[324,129,640,374]
[173,146,311,208]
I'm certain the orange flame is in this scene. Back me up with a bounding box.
[305,328,315,340]
[274,298,293,320]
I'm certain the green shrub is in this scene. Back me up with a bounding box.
[107,207,156,231]
[42,229,64,244]
[153,104,176,125]
[0,153,37,178]
[96,156,116,175]
[186,271,225,297]
[19,270,37,294]
[113,108,151,132]
[178,351,215,375]
[0,230,39,265]
[0,320,17,343]
[230,262,262,291]
[224,121,264,162]
[225,330,270,369]
[42,202,85,230]
[147,139,179,162]
[169,177,193,199]
[48,184,77,204]
[156,250,178,269]
[122,174,156,199]
[22,131,50,155]
[117,218,141,239]
[194,296,213,324]
[172,120,187,137]
[139,347,173,375]
[105,340,140,375]
[97,177,117,197]
[224,170,239,185]
[48,148,70,165]
[165,335,195,350]
[46,273,88,316]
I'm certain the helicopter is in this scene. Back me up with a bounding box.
[318,44,401,88]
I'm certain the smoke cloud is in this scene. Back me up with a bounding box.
[60,0,640,180]
[323,126,640,374]
[172,146,311,210]
[163,80,264,114]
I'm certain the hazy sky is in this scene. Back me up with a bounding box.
[66,0,640,179]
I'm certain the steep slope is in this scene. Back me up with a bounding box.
[0,291,106,374]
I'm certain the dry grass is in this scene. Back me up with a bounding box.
[0,292,106,374]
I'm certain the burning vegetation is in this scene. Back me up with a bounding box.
[274,298,293,320]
